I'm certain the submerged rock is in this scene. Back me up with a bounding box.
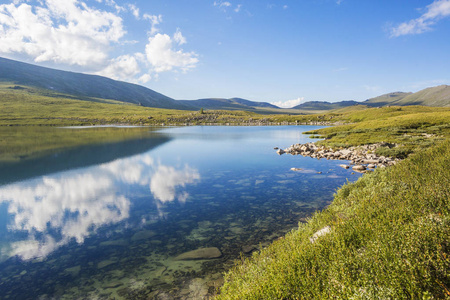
[242,245,256,254]
[174,247,222,260]
[131,230,157,241]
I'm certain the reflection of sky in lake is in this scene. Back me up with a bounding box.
[0,126,362,299]
[0,153,200,261]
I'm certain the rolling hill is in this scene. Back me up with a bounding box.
[363,92,412,107]
[291,100,359,111]
[0,57,191,110]
[1,57,449,113]
[178,97,279,111]
[389,85,450,107]
[364,86,450,107]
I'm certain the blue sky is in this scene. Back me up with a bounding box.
[0,0,449,107]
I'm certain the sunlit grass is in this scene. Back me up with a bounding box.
[217,140,450,299]
[303,108,450,158]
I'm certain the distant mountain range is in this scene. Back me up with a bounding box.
[1,57,449,112]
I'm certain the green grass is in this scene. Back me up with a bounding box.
[217,139,450,299]
[302,107,450,158]
[0,83,288,126]
[0,83,195,126]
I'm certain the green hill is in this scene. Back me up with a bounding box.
[292,100,359,111]
[179,97,279,111]
[0,57,191,110]
[363,91,412,106]
[393,85,450,107]
[364,86,450,107]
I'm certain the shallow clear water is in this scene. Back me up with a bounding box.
[0,126,361,299]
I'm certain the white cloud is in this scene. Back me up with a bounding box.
[97,54,141,81]
[214,1,232,8]
[0,1,199,82]
[283,5,288,10]
[214,1,243,13]
[0,0,125,67]
[145,33,199,73]
[143,13,162,35]
[138,73,152,83]
[173,28,187,45]
[271,97,305,108]
[128,3,140,19]
[391,0,450,37]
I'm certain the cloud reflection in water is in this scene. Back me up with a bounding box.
[0,154,200,261]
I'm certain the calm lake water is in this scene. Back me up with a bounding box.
[0,126,361,299]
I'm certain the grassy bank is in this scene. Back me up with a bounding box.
[303,106,450,158]
[217,139,450,299]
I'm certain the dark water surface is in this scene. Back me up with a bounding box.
[0,126,361,299]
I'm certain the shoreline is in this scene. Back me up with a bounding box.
[276,141,401,172]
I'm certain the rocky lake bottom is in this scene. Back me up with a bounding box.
[0,126,362,299]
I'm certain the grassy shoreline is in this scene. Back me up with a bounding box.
[216,139,450,299]
[214,108,450,299]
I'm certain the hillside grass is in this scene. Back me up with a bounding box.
[217,139,450,299]
[0,83,294,126]
[0,83,194,126]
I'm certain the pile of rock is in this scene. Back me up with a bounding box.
[276,142,400,171]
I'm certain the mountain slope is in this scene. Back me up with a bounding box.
[364,86,450,107]
[392,85,450,107]
[364,92,412,107]
[292,100,359,111]
[0,57,190,110]
[178,98,279,111]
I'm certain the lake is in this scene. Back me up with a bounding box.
[0,126,361,299]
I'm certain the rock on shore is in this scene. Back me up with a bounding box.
[276,142,400,169]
